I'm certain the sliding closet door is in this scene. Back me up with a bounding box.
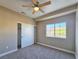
[21,23,34,48]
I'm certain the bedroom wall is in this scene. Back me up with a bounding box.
[36,12,76,52]
[0,6,34,55]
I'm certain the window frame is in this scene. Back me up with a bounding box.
[46,22,66,39]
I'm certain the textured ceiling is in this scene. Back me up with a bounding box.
[0,0,77,18]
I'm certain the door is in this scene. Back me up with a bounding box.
[21,23,34,48]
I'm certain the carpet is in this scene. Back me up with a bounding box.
[0,44,75,59]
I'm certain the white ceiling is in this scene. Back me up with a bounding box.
[0,0,77,18]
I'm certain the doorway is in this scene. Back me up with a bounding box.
[17,23,34,49]
[17,23,21,49]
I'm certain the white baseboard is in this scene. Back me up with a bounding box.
[37,42,75,54]
[0,49,17,57]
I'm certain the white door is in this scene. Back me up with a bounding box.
[21,23,34,48]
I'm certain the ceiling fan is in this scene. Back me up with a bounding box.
[22,0,51,14]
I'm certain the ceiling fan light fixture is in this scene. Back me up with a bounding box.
[34,7,39,11]
[22,0,51,14]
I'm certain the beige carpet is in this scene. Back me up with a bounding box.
[0,44,75,59]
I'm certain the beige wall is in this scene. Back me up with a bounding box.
[0,6,34,54]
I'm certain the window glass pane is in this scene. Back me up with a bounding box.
[46,24,54,37]
[55,22,66,38]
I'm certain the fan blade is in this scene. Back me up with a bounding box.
[32,10,36,14]
[22,5,32,7]
[39,8,44,13]
[32,0,37,4]
[39,1,51,7]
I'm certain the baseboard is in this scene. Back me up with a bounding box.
[0,49,17,57]
[37,42,75,54]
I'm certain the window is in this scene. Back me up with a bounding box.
[46,22,66,38]
[55,22,66,38]
[46,24,54,37]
